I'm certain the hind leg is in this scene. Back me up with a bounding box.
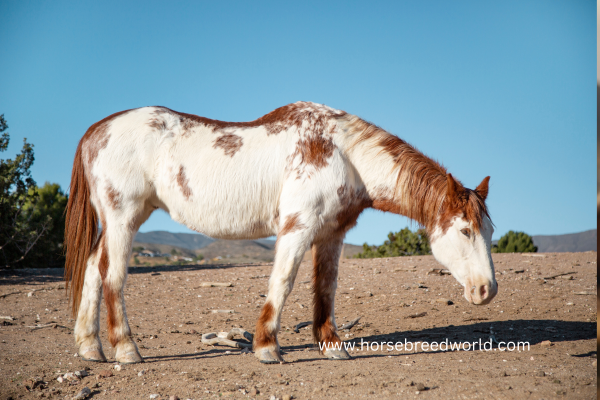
[100,203,153,364]
[74,250,106,362]
[312,236,350,360]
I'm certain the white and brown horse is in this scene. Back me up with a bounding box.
[65,101,497,364]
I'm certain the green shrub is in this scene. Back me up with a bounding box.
[492,231,537,253]
[354,227,431,258]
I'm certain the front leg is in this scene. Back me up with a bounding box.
[312,236,351,360]
[254,212,313,364]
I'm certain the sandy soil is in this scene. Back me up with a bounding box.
[0,252,597,399]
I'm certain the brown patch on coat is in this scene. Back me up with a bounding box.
[336,185,371,233]
[279,213,305,236]
[437,174,491,235]
[103,284,120,347]
[98,233,109,280]
[312,239,343,347]
[148,117,168,131]
[176,165,193,199]
[291,135,336,170]
[213,133,243,157]
[106,183,121,210]
[343,115,491,233]
[253,302,277,349]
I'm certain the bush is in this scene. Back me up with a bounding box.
[0,115,57,268]
[20,182,68,268]
[354,227,431,258]
[492,231,537,253]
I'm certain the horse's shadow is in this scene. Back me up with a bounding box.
[142,319,597,363]
[342,319,596,359]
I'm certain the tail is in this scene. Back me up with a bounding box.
[64,143,99,318]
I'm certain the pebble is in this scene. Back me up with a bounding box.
[540,340,552,346]
[56,376,64,383]
[535,371,545,377]
[416,383,425,391]
[71,387,91,400]
[138,370,146,377]
[149,395,159,399]
[114,364,122,371]
[97,370,113,378]
[282,395,292,400]
[63,372,78,381]
[169,396,179,400]
[249,387,259,396]
[74,370,89,378]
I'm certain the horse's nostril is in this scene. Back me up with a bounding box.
[480,285,488,300]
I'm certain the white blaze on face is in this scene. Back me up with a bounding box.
[429,214,498,305]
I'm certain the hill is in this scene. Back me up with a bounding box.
[132,229,597,262]
[134,231,214,250]
[133,231,364,262]
[532,229,596,253]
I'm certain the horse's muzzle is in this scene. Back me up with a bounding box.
[464,279,498,305]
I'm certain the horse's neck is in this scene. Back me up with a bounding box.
[337,114,447,230]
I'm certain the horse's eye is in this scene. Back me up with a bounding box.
[460,228,471,238]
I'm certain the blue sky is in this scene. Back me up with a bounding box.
[0,1,596,245]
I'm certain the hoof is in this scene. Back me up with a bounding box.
[116,350,144,364]
[79,347,107,363]
[255,348,285,364]
[323,347,352,360]
[115,342,144,364]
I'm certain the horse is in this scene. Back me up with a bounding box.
[64,101,497,364]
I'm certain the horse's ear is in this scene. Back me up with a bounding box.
[475,176,490,201]
[446,174,460,202]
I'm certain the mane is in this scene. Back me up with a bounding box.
[341,115,490,232]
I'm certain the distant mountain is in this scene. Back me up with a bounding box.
[532,229,596,253]
[132,230,364,262]
[134,228,597,261]
[134,231,215,250]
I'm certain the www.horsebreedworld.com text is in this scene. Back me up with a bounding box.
[321,338,531,353]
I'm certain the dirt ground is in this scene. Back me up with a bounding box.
[0,252,597,399]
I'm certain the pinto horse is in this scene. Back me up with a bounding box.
[64,101,497,364]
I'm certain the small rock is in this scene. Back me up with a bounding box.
[138,370,146,377]
[28,292,34,297]
[97,370,113,378]
[249,387,259,396]
[592,360,597,367]
[416,383,426,391]
[114,364,122,371]
[535,371,545,377]
[56,376,64,383]
[149,395,159,399]
[74,370,88,378]
[63,372,78,381]
[435,298,453,305]
[169,396,179,400]
[540,340,552,346]
[282,395,292,400]
[71,387,91,400]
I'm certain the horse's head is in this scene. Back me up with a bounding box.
[429,174,497,305]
